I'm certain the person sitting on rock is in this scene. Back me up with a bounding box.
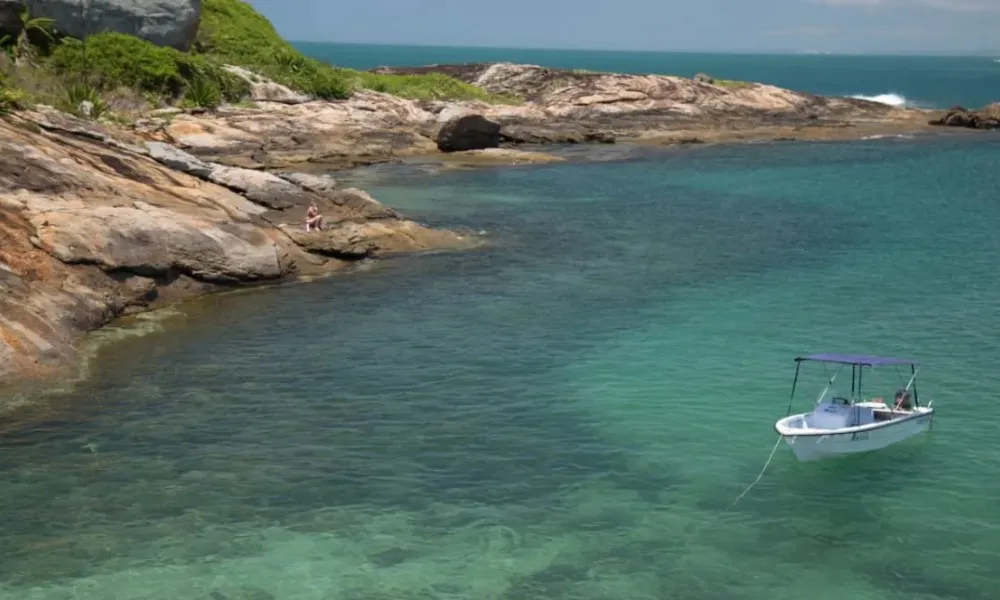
[305,201,323,232]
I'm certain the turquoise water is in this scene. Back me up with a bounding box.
[297,41,1000,109]
[3,135,1000,599]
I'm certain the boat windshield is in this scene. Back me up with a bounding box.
[818,389,852,404]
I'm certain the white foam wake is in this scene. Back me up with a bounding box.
[849,92,909,107]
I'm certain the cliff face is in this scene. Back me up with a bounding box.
[0,107,473,384]
[0,0,201,50]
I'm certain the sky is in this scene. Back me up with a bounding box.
[246,0,1000,54]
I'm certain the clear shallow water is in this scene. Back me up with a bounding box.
[4,136,1000,599]
[297,41,1000,109]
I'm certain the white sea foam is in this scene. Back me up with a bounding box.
[850,92,910,107]
[861,134,914,140]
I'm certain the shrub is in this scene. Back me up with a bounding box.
[182,72,222,109]
[60,81,108,119]
[0,62,24,113]
[49,33,188,95]
[47,32,248,103]
[195,0,351,100]
[0,79,22,114]
[195,0,293,62]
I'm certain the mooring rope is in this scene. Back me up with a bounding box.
[682,434,785,549]
[724,435,784,513]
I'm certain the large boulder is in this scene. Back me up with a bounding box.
[929,105,1000,130]
[27,199,285,283]
[437,113,502,152]
[0,0,201,51]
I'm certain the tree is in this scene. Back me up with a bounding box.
[14,4,56,65]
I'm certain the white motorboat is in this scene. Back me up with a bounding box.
[774,353,935,462]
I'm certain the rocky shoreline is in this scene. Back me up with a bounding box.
[0,106,476,392]
[0,61,992,394]
[143,62,967,173]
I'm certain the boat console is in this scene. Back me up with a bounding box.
[805,399,883,430]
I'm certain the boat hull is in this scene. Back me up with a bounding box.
[776,408,934,462]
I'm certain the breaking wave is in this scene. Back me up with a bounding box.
[849,92,909,107]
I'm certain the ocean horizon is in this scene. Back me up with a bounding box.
[4,40,1000,600]
[295,39,1000,57]
[296,41,1000,110]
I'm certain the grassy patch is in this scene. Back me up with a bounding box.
[0,65,20,114]
[195,0,351,99]
[195,0,515,103]
[0,81,23,115]
[0,51,60,104]
[348,70,519,103]
[714,79,754,90]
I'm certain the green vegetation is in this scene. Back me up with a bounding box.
[10,5,56,64]
[0,72,23,114]
[714,79,754,90]
[194,0,351,99]
[61,81,108,119]
[0,0,517,123]
[350,70,519,103]
[195,0,513,103]
[47,32,248,102]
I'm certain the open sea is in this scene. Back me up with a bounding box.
[3,45,1000,600]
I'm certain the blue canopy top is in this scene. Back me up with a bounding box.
[795,353,918,367]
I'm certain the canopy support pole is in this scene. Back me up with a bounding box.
[814,365,843,406]
[785,361,802,417]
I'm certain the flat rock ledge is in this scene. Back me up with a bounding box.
[0,106,478,389]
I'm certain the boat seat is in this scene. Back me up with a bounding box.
[873,409,906,421]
